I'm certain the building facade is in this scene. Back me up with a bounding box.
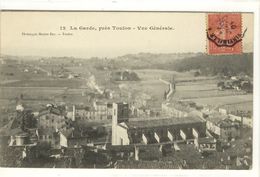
[67,101,114,121]
[112,103,206,146]
[206,117,241,141]
[37,106,70,147]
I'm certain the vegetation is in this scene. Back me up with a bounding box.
[172,53,253,77]
[20,110,37,130]
[89,53,253,77]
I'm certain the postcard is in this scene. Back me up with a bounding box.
[0,2,259,177]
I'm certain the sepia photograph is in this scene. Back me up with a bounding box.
[0,8,258,173]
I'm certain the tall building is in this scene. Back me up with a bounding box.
[112,102,129,145]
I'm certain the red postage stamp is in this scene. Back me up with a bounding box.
[207,13,246,55]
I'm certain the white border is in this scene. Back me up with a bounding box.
[0,0,259,12]
[0,1,259,177]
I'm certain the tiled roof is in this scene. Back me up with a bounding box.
[165,100,197,113]
[206,112,228,125]
[125,116,204,129]
[38,107,64,117]
[217,119,240,128]
[75,105,91,111]
[0,116,26,136]
[197,137,216,144]
[60,128,74,138]
[0,127,27,136]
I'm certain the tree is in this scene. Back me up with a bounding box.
[21,110,37,131]
[217,81,225,87]
[194,71,200,77]
[241,82,253,93]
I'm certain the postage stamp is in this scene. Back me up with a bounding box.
[207,13,245,54]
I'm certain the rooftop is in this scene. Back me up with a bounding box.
[0,115,27,136]
[206,112,228,125]
[217,118,240,128]
[163,100,195,113]
[124,116,204,129]
[197,137,216,144]
[38,106,64,117]
[219,102,253,117]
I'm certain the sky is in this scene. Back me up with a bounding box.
[0,12,254,58]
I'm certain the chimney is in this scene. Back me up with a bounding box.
[112,103,118,145]
[72,105,76,121]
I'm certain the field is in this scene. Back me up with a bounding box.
[0,63,49,82]
[131,69,251,99]
[174,85,247,100]
[189,95,253,108]
[0,62,253,125]
[134,69,216,82]
[1,79,84,88]
[221,102,253,112]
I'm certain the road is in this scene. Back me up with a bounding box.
[159,78,174,101]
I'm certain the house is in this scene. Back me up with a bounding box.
[206,113,241,141]
[37,105,71,147]
[134,105,152,118]
[93,101,108,120]
[67,101,114,121]
[37,105,68,130]
[0,115,38,147]
[218,106,253,128]
[112,103,206,146]
[161,100,197,118]
[194,137,217,152]
[111,106,209,163]
[58,127,89,148]
[229,111,252,128]
[38,128,59,148]
[67,105,93,121]
[113,117,206,146]
[217,79,253,92]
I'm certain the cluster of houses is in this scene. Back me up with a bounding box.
[217,77,253,93]
[0,101,129,149]
[67,101,113,121]
[105,99,251,169]
[161,99,250,142]
[0,94,252,169]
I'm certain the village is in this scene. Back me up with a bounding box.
[0,56,253,169]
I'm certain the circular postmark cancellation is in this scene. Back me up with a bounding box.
[207,13,247,54]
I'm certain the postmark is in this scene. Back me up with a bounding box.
[207,13,246,54]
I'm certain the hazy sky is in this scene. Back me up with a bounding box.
[0,12,254,58]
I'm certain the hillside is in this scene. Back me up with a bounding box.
[2,52,253,77]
